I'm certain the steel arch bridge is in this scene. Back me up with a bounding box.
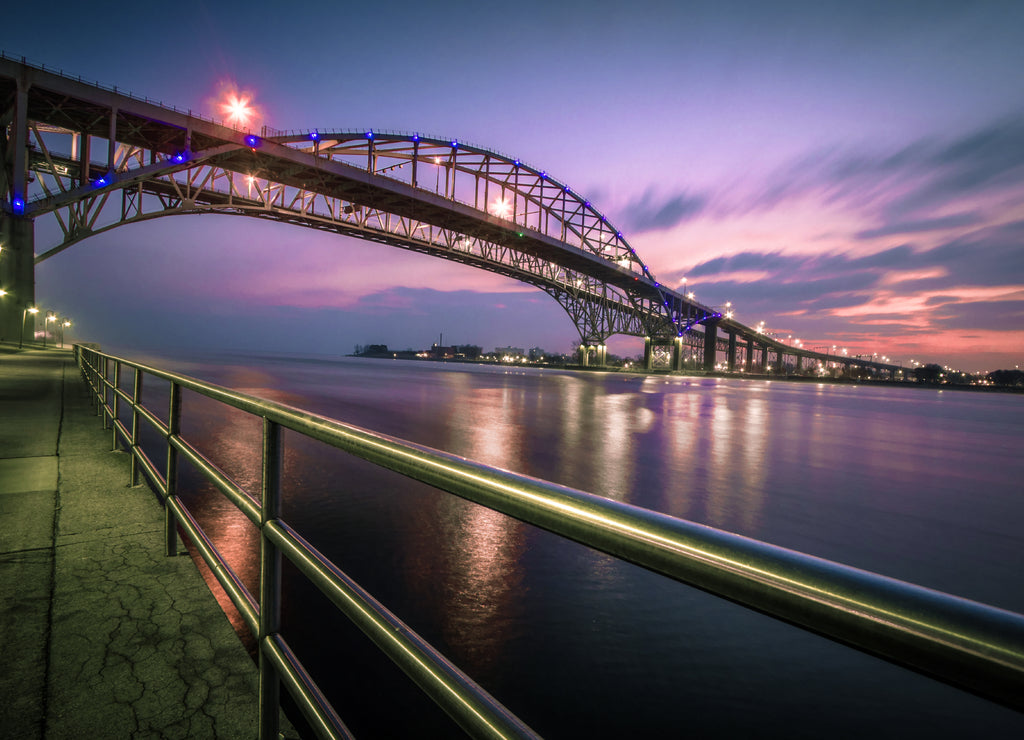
[1,55,899,375]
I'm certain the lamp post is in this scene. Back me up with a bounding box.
[43,311,56,349]
[20,306,38,349]
[59,319,71,348]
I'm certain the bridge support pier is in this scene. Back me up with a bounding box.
[643,337,653,371]
[745,339,753,373]
[0,215,35,344]
[2,76,35,345]
[759,344,769,372]
[796,355,803,372]
[672,336,684,371]
[578,343,607,368]
[727,333,737,371]
[703,321,718,372]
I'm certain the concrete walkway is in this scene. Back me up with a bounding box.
[0,345,261,739]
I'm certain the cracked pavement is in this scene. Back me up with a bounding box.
[1,346,260,739]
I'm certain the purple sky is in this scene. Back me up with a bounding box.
[8,1,1024,371]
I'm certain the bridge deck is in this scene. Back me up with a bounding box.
[0,345,264,739]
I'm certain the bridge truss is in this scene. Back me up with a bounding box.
[2,56,899,374]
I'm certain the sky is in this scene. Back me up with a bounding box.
[6,0,1024,371]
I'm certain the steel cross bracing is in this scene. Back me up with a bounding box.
[2,58,722,347]
[29,131,717,344]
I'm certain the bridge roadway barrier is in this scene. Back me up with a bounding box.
[0,343,267,739]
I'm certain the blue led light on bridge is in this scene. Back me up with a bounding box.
[513,159,520,167]
[411,134,419,142]
[565,186,571,193]
[245,134,261,148]
[94,176,108,187]
[171,152,187,164]
[309,131,320,141]
[366,131,374,139]
[12,197,25,213]
[450,140,458,149]
[540,171,547,179]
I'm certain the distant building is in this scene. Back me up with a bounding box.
[431,344,483,360]
[354,344,391,356]
[494,346,525,358]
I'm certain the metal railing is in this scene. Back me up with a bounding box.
[75,345,1024,738]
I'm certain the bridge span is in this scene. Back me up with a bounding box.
[1,55,899,376]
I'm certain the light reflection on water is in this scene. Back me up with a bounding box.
[157,354,1024,738]
[418,498,527,675]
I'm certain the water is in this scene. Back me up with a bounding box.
[137,353,1024,738]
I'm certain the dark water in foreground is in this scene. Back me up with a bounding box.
[134,353,1024,738]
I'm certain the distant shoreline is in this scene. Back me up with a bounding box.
[348,352,1024,394]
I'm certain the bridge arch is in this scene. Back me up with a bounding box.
[6,58,902,377]
[23,121,718,351]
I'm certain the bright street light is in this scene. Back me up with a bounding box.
[221,91,256,128]
[489,197,512,219]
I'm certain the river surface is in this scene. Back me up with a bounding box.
[128,352,1024,738]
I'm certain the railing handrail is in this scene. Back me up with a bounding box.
[75,345,1024,738]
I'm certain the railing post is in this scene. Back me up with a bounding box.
[100,357,108,422]
[164,382,181,557]
[86,350,97,411]
[259,418,282,740]
[129,368,143,486]
[111,361,121,450]
[91,353,99,409]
